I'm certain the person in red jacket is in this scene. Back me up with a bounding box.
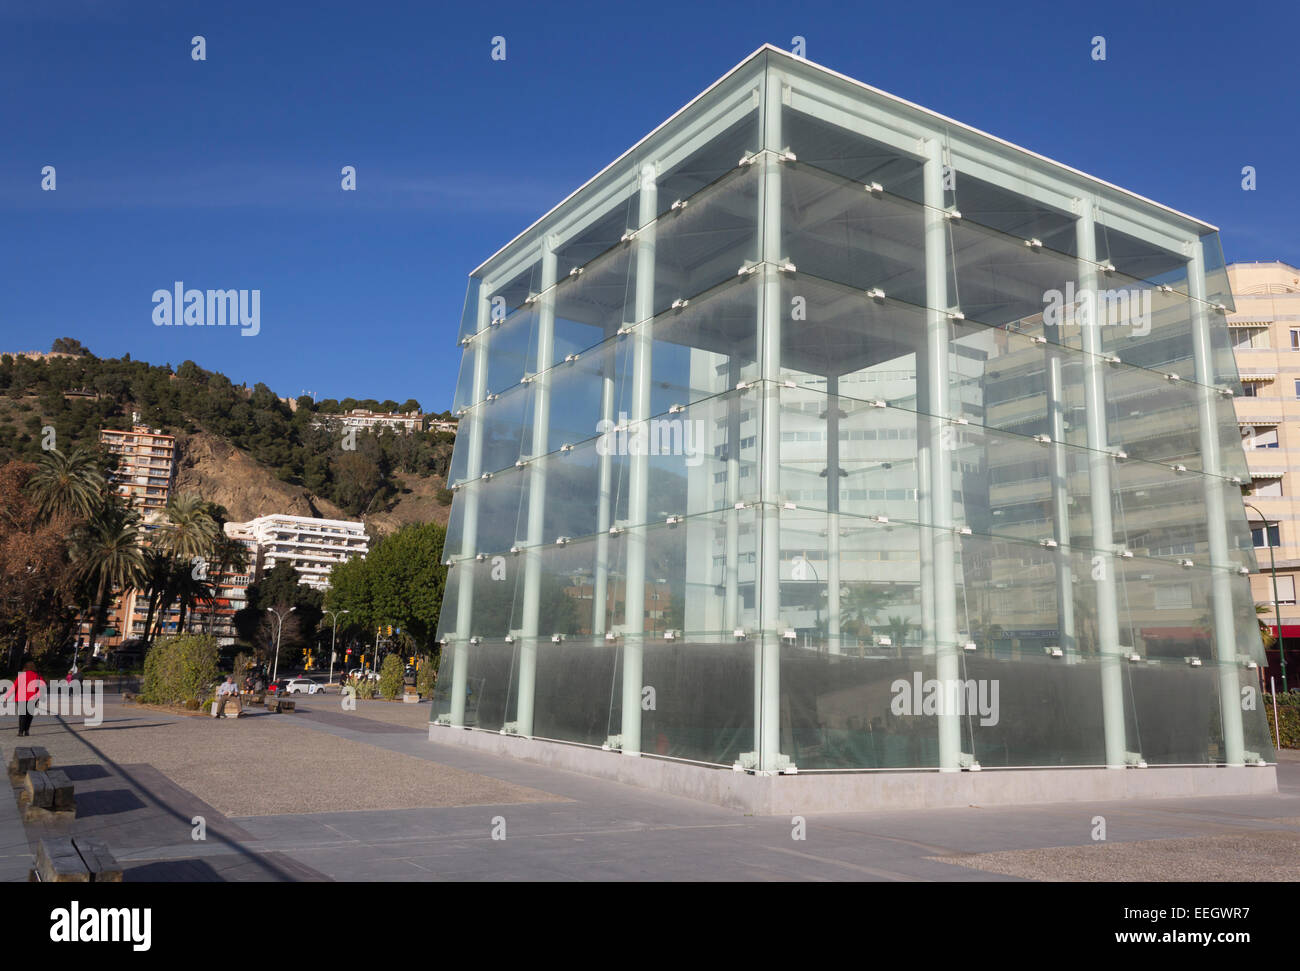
[4,657,46,737]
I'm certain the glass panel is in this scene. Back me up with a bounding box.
[782,162,927,304]
[451,337,479,413]
[480,305,540,399]
[782,107,925,204]
[649,163,760,314]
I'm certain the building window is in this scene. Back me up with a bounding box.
[1252,523,1281,549]
[1155,583,1193,609]
[1269,575,1297,606]
[1233,327,1269,349]
[1241,380,1270,397]
[1251,477,1283,497]
[1291,329,1300,350]
[1247,427,1279,449]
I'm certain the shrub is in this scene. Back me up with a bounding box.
[140,634,221,707]
[345,673,376,699]
[378,654,404,700]
[1264,695,1300,749]
[415,652,439,697]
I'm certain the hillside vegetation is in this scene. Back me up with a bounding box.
[0,340,454,533]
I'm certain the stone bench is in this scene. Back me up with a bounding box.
[30,837,122,883]
[7,746,51,783]
[19,768,75,819]
[266,697,295,713]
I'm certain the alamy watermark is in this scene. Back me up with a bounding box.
[595,411,707,467]
[1042,281,1151,337]
[152,282,260,336]
[2,679,104,726]
[890,672,1000,726]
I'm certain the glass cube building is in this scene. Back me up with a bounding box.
[433,45,1275,776]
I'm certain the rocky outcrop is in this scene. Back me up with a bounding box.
[172,431,349,524]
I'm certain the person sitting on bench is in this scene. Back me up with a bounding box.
[215,676,238,718]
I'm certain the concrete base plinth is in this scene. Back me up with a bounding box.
[428,724,1279,814]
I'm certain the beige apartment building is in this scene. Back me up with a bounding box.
[100,421,177,515]
[87,422,179,654]
[1228,260,1300,687]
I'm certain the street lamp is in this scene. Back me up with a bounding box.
[324,609,349,687]
[267,606,296,682]
[1244,501,1288,692]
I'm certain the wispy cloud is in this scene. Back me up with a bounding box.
[0,164,572,215]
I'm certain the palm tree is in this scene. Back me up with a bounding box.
[172,565,214,633]
[161,493,220,564]
[885,615,913,649]
[136,547,172,645]
[26,446,105,523]
[203,533,249,634]
[72,502,146,648]
[149,494,219,640]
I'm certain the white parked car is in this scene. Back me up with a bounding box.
[283,677,323,695]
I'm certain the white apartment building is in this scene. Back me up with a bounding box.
[311,409,424,434]
[227,514,369,591]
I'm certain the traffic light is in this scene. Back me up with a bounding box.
[387,625,393,636]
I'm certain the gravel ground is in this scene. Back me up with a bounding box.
[7,704,566,818]
[937,830,1300,881]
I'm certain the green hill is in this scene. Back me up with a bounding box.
[0,340,455,533]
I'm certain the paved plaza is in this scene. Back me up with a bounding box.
[2,695,1297,881]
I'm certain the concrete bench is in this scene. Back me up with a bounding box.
[7,746,51,783]
[69,838,122,882]
[19,768,75,818]
[20,770,52,810]
[265,697,295,713]
[32,837,89,882]
[31,837,122,883]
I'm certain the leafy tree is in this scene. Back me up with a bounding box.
[239,561,323,658]
[325,522,446,648]
[50,338,91,356]
[331,450,383,515]
[0,461,80,670]
[148,494,219,640]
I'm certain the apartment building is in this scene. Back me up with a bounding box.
[85,422,179,653]
[311,409,424,434]
[193,527,258,646]
[1228,260,1300,687]
[99,421,177,515]
[228,514,369,591]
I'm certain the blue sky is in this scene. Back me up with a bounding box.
[1,0,1295,411]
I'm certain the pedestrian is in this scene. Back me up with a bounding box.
[3,657,46,737]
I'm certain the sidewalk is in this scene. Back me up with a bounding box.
[0,743,32,882]
[3,698,1297,881]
